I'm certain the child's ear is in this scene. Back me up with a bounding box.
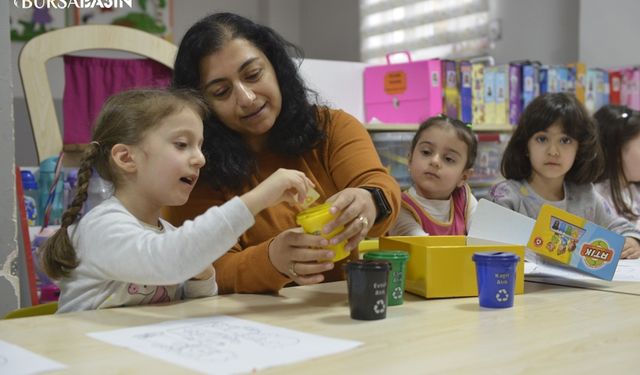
[457,168,474,187]
[111,143,137,173]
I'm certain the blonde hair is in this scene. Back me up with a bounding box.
[40,88,208,279]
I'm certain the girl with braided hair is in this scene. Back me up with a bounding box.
[40,88,315,313]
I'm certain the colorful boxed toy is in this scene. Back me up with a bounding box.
[522,63,539,110]
[494,64,509,125]
[442,59,460,119]
[538,65,549,95]
[609,70,622,105]
[621,67,640,110]
[596,69,609,111]
[556,66,570,93]
[483,66,496,124]
[508,62,522,126]
[379,236,525,299]
[471,200,625,282]
[584,68,598,113]
[527,204,623,280]
[547,66,559,93]
[459,60,473,123]
[471,63,485,125]
[568,62,586,103]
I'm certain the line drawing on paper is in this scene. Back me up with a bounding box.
[131,319,300,362]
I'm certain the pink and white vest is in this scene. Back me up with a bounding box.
[401,184,470,235]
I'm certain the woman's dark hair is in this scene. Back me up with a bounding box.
[40,88,208,279]
[410,114,478,169]
[594,105,640,220]
[501,92,603,184]
[173,12,326,192]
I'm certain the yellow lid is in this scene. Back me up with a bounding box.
[295,202,333,223]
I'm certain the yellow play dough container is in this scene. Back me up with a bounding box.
[295,203,349,262]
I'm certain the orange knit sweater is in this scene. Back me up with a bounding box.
[164,109,401,294]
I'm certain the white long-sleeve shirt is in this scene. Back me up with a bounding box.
[57,196,254,313]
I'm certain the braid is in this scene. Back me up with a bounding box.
[40,144,99,279]
[64,146,97,225]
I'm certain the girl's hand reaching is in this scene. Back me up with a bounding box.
[241,168,315,215]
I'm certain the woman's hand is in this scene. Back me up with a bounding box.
[268,228,336,285]
[622,237,640,259]
[322,187,376,252]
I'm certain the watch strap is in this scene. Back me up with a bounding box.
[361,186,392,223]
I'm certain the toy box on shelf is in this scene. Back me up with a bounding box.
[363,52,442,124]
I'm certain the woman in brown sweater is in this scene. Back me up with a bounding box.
[168,12,400,294]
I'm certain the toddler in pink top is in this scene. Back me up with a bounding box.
[389,115,478,236]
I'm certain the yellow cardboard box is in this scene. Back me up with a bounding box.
[379,236,525,299]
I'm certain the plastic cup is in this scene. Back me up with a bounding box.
[21,170,39,226]
[296,203,349,262]
[32,227,60,303]
[38,156,64,226]
[346,260,391,320]
[40,284,61,303]
[472,252,520,308]
[363,250,409,306]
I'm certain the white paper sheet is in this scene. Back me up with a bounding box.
[612,259,640,281]
[0,339,66,375]
[525,259,640,282]
[468,199,542,262]
[88,315,362,375]
[468,199,536,245]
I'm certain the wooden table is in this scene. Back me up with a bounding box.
[1,281,639,374]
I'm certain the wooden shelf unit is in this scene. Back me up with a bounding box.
[365,123,515,132]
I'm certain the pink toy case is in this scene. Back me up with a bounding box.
[364,52,442,124]
[621,67,640,110]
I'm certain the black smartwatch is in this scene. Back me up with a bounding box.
[361,186,392,224]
